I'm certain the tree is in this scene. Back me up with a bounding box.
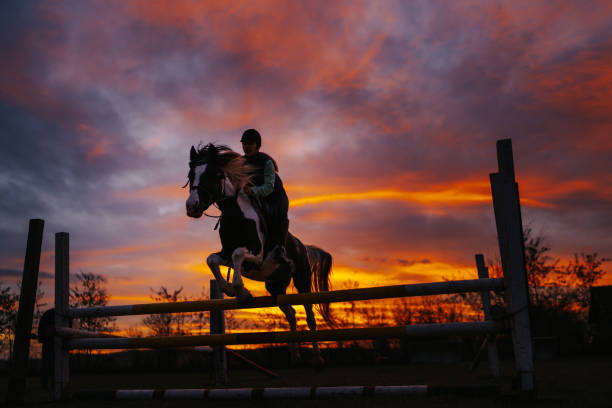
[0,282,19,359]
[559,252,610,309]
[70,272,116,332]
[142,286,186,336]
[497,228,608,347]
[522,226,558,307]
[519,227,608,313]
[0,281,46,360]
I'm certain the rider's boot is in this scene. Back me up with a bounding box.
[270,217,290,264]
[272,243,290,265]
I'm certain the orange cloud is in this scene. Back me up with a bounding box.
[114,185,186,201]
[116,177,557,209]
[520,176,612,203]
[525,46,612,124]
[108,294,155,304]
[74,243,165,260]
[290,189,490,207]
[121,0,388,94]
[287,179,550,208]
[178,106,257,133]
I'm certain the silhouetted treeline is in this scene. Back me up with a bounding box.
[453,227,609,353]
[0,281,45,360]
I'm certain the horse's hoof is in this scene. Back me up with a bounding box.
[235,286,254,306]
[221,284,236,297]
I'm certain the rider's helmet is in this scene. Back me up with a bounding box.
[240,129,261,148]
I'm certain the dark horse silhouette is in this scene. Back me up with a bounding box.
[184,143,333,365]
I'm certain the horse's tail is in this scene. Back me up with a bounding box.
[306,245,335,327]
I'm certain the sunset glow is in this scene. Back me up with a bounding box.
[1,1,611,336]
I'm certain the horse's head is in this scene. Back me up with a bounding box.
[185,144,226,218]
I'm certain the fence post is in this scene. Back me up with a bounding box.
[475,254,500,377]
[54,232,70,400]
[210,280,227,384]
[6,219,45,404]
[490,139,534,392]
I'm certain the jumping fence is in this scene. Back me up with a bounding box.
[7,139,534,403]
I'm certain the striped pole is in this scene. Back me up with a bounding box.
[69,278,504,318]
[66,321,503,350]
[73,384,500,400]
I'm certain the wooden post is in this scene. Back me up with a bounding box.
[6,219,45,404]
[490,139,534,392]
[475,254,500,377]
[209,280,227,384]
[54,232,70,400]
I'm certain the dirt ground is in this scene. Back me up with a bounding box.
[1,354,611,408]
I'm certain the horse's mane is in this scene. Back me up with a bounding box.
[196,143,254,190]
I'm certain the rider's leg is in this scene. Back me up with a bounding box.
[268,194,289,260]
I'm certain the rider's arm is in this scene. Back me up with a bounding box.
[251,159,275,197]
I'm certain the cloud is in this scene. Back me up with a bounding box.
[0,268,53,280]
[397,258,432,267]
[1,0,611,320]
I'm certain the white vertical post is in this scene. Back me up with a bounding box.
[490,139,534,392]
[210,280,227,384]
[475,254,500,377]
[54,232,70,400]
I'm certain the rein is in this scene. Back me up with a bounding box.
[193,176,238,230]
[205,210,222,230]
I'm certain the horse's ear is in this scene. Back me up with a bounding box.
[208,143,218,157]
[190,146,197,161]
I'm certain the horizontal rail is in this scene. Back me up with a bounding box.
[68,278,504,318]
[56,327,125,339]
[74,385,429,400]
[71,384,501,400]
[67,321,503,350]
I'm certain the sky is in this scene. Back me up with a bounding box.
[1,0,611,321]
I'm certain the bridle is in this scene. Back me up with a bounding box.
[184,160,237,223]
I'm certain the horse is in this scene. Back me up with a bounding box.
[184,143,334,366]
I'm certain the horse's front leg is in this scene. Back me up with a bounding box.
[304,304,325,369]
[206,253,235,297]
[231,247,259,304]
[279,305,301,364]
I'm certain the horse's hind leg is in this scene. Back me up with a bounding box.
[288,233,325,369]
[304,304,325,369]
[265,266,299,364]
[230,247,257,305]
[279,305,301,364]
[207,253,235,297]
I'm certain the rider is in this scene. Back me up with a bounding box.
[240,129,289,259]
